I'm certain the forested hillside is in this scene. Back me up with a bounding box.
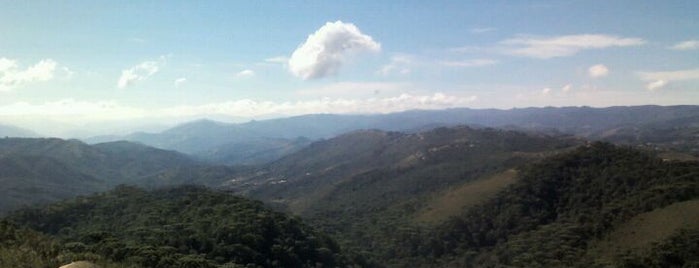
[391,143,699,267]
[0,138,236,214]
[234,126,577,212]
[219,130,699,266]
[7,186,359,268]
[1,128,697,267]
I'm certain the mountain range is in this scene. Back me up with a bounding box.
[82,105,699,165]
[0,138,228,214]
[0,105,697,267]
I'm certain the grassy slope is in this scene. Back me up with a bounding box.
[414,169,518,224]
[417,143,699,267]
[587,199,699,264]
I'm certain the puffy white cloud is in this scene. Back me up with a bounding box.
[646,80,667,91]
[669,40,699,50]
[377,55,413,76]
[637,68,699,91]
[289,21,381,80]
[439,59,497,67]
[235,69,255,78]
[500,34,645,59]
[588,64,609,78]
[0,58,17,72]
[0,58,57,92]
[541,87,552,95]
[174,77,187,88]
[117,60,161,89]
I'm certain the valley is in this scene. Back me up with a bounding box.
[0,106,697,267]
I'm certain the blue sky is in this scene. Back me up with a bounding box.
[0,1,698,136]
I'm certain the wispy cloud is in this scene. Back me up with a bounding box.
[377,55,413,76]
[117,59,163,88]
[0,93,478,124]
[669,40,699,50]
[296,81,410,97]
[645,80,667,91]
[174,77,187,88]
[469,27,496,34]
[264,56,288,64]
[0,58,58,92]
[637,68,699,91]
[541,87,552,95]
[439,58,497,67]
[588,64,609,78]
[562,84,572,93]
[289,20,381,80]
[235,69,255,78]
[500,34,645,59]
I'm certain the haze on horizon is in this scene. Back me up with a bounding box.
[1,0,697,137]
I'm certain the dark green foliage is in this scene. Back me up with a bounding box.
[235,126,577,265]
[0,220,60,268]
[9,186,354,267]
[616,229,699,268]
[410,142,699,267]
[0,138,239,214]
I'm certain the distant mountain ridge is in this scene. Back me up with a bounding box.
[0,138,218,214]
[0,124,39,138]
[84,105,699,164]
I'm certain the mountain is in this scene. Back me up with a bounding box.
[414,143,699,267]
[0,154,104,216]
[5,186,359,267]
[0,138,230,214]
[86,119,315,165]
[0,124,39,137]
[223,126,698,266]
[85,105,699,165]
[222,126,579,263]
[232,126,577,212]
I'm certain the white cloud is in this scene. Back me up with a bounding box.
[638,68,699,81]
[377,55,413,76]
[289,20,381,80]
[174,77,187,88]
[0,58,57,92]
[296,81,410,97]
[669,40,699,50]
[588,64,609,78]
[562,84,572,93]
[541,87,552,95]
[470,27,496,34]
[500,34,645,59]
[235,69,255,78]
[117,60,161,88]
[646,80,667,91]
[637,68,699,91]
[0,93,478,126]
[264,56,289,64]
[439,59,498,67]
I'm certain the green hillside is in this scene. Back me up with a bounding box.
[400,143,699,267]
[7,186,358,268]
[0,138,235,215]
[227,126,579,263]
[233,132,697,266]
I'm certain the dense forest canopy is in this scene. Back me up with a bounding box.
[7,186,358,268]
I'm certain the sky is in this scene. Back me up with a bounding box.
[0,0,698,137]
